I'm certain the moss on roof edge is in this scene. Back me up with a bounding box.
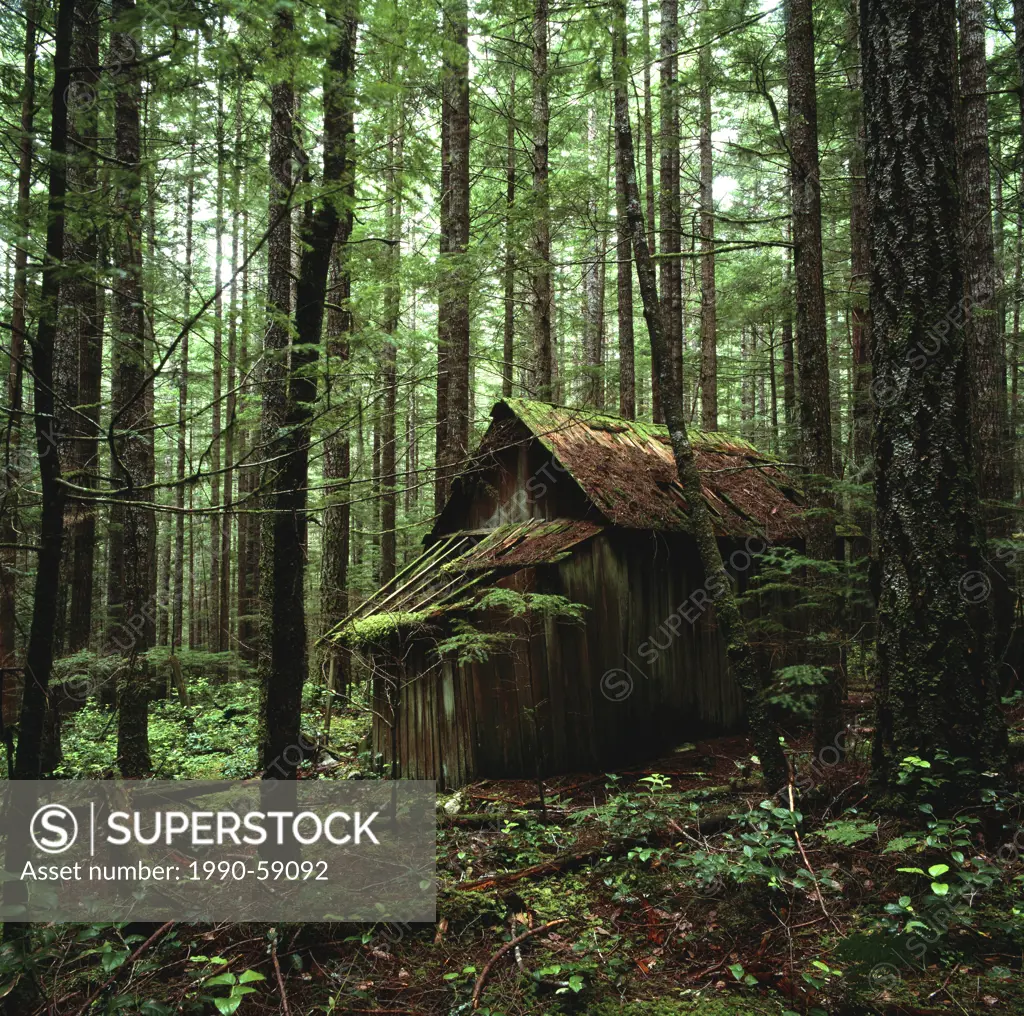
[497,398,774,460]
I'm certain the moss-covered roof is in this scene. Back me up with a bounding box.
[486,399,805,539]
[504,398,764,457]
[320,519,604,648]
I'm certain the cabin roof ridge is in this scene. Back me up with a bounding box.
[494,397,774,460]
[477,399,805,539]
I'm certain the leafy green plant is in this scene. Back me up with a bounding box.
[433,589,588,664]
[190,956,266,1015]
[433,619,515,664]
[764,664,828,720]
[473,587,587,622]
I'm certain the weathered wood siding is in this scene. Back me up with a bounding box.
[371,530,772,788]
[436,421,597,533]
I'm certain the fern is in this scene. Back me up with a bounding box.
[433,620,514,664]
[473,588,587,622]
[817,818,878,847]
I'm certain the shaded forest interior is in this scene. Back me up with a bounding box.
[2,0,1024,1013]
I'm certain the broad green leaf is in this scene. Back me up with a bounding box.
[101,950,129,973]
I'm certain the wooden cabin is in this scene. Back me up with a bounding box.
[323,399,806,789]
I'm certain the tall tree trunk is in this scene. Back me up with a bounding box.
[1014,0,1024,283]
[435,0,470,510]
[994,136,1007,341]
[847,0,871,470]
[862,0,1006,799]
[237,202,258,661]
[960,0,1014,670]
[615,86,636,421]
[108,0,153,777]
[258,6,297,771]
[319,46,356,658]
[444,0,471,491]
[582,96,605,409]
[642,0,661,421]
[372,397,381,570]
[380,109,402,585]
[259,1,355,777]
[741,326,753,430]
[57,0,101,655]
[406,380,418,512]
[435,83,450,518]
[1013,222,1022,504]
[641,0,655,255]
[173,55,197,655]
[787,0,839,752]
[15,0,75,779]
[699,0,718,431]
[503,70,517,398]
[209,62,225,651]
[756,324,768,441]
[781,217,797,455]
[158,512,170,646]
[787,0,832,486]
[3,7,74,988]
[320,252,353,691]
[220,92,242,655]
[143,78,159,664]
[1,1,37,689]
[613,0,787,793]
[530,0,553,400]
[659,0,682,417]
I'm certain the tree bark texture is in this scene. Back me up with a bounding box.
[862,0,1006,796]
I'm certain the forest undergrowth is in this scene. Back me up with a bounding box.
[2,674,1022,1016]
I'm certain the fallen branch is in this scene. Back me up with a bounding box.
[786,757,840,934]
[456,844,625,892]
[271,934,291,1016]
[471,920,568,1010]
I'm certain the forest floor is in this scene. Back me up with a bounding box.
[8,678,1024,1016]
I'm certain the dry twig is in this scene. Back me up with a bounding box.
[270,933,291,1016]
[471,919,567,1010]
